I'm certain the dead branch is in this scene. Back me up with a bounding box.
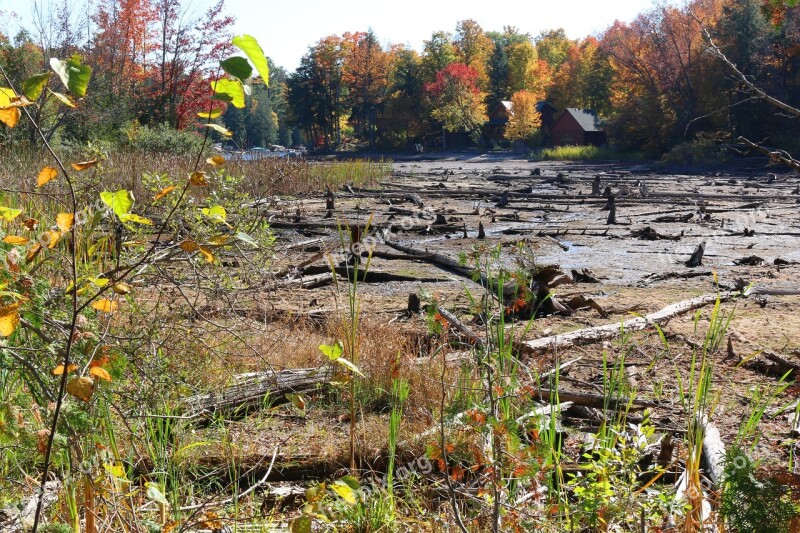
[522,291,736,353]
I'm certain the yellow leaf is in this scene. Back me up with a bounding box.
[206,155,225,166]
[0,207,23,222]
[189,172,208,186]
[26,243,42,262]
[198,245,215,263]
[112,282,132,295]
[91,299,118,313]
[154,185,176,201]
[66,376,94,402]
[0,302,21,337]
[179,240,199,252]
[0,87,13,106]
[56,213,74,232]
[49,90,76,108]
[200,511,223,530]
[197,108,223,119]
[3,235,30,245]
[53,363,78,376]
[208,234,230,245]
[331,481,358,504]
[37,167,58,187]
[89,366,112,382]
[103,462,126,479]
[204,123,232,136]
[71,159,99,171]
[44,230,61,249]
[0,107,21,128]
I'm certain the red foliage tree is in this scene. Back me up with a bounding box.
[424,62,487,143]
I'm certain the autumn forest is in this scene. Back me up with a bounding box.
[1,0,799,156]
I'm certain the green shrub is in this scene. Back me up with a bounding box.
[720,445,800,532]
[659,139,727,168]
[124,122,207,156]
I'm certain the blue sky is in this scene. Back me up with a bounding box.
[2,0,660,71]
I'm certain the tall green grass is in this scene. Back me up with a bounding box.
[535,145,644,161]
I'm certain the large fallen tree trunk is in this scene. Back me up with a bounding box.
[183,367,333,420]
[383,238,491,287]
[523,291,736,353]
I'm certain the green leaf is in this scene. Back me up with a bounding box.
[21,73,51,101]
[100,190,134,219]
[304,483,326,502]
[50,55,92,98]
[220,56,253,82]
[319,341,343,360]
[145,482,169,506]
[338,475,361,491]
[211,78,245,108]
[286,393,306,412]
[290,515,312,533]
[335,357,364,377]
[232,34,269,86]
[201,205,227,224]
[235,231,259,248]
[0,206,23,222]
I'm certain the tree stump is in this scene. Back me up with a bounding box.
[407,293,421,314]
[325,187,335,211]
[606,204,617,225]
[591,176,601,196]
[685,242,706,267]
[495,190,509,208]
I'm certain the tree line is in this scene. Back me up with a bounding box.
[1,0,799,155]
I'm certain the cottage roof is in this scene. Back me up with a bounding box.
[561,108,603,132]
[536,101,557,112]
[500,100,513,114]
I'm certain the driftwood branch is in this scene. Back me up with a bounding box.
[738,137,800,173]
[523,291,735,353]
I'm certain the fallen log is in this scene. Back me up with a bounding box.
[762,350,800,378]
[183,367,333,420]
[523,291,736,353]
[383,238,491,288]
[532,388,658,411]
[701,417,726,486]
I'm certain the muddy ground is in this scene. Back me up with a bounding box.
[192,153,800,507]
